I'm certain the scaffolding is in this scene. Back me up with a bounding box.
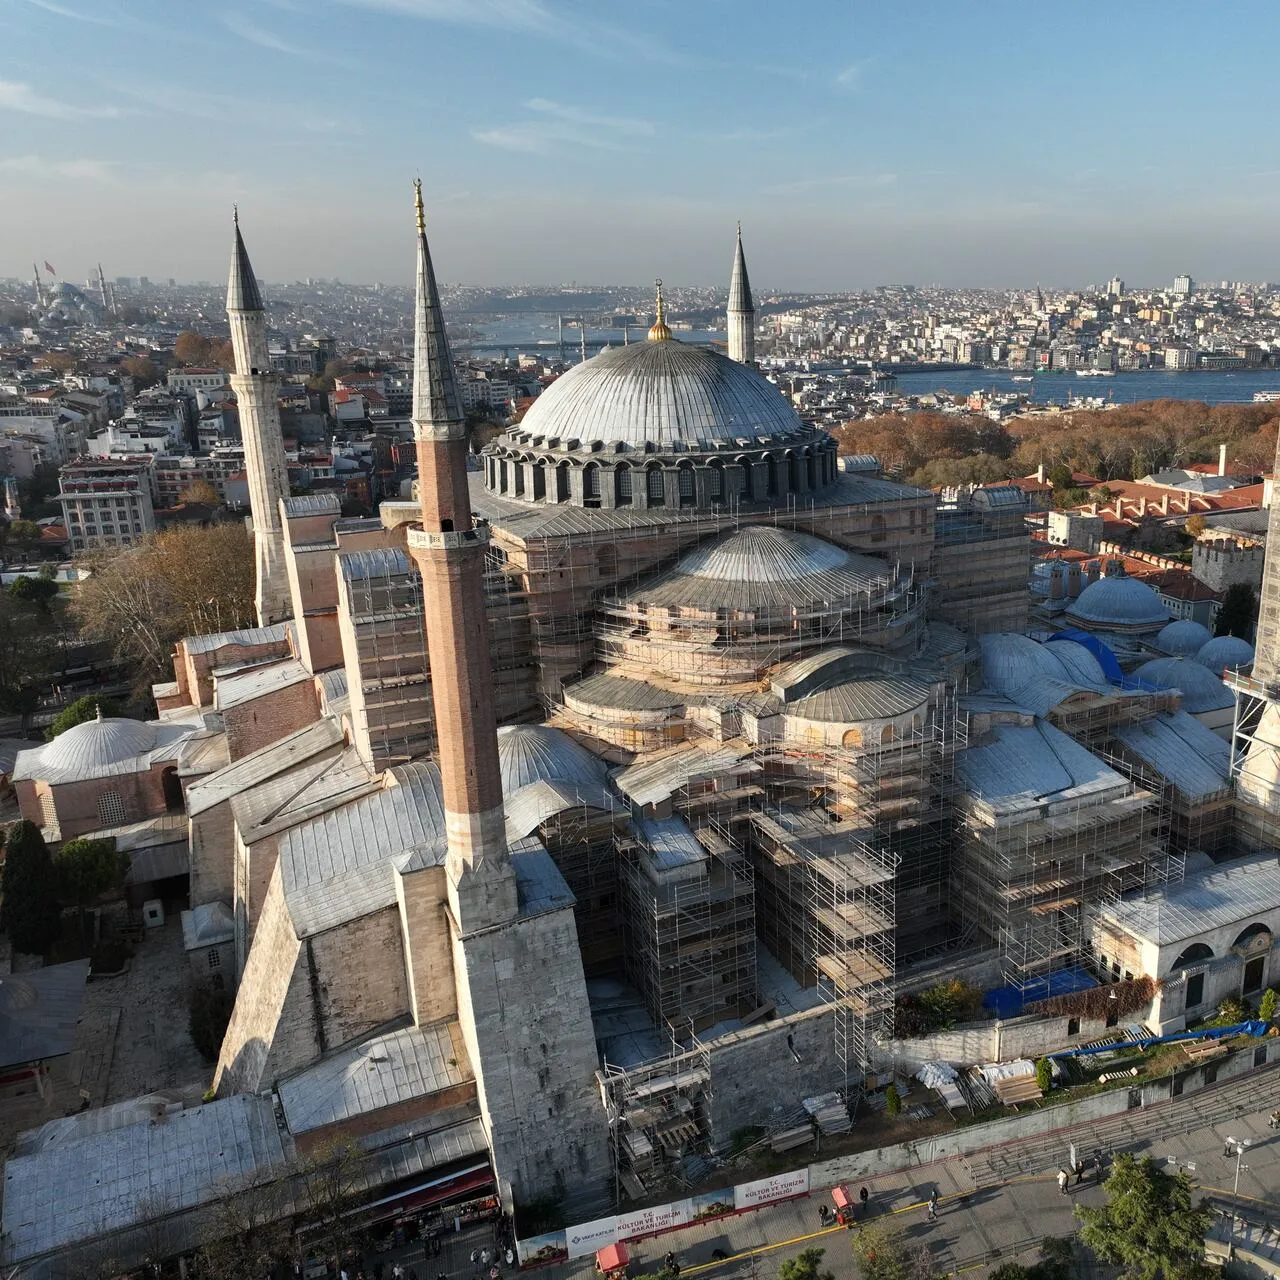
[1227,670,1280,851]
[951,765,1168,986]
[617,817,758,1035]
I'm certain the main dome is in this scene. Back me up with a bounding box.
[518,340,805,448]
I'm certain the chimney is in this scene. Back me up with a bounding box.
[1066,562,1083,597]
[1049,563,1065,599]
[1036,462,1046,484]
[1219,442,1228,477]
[1086,560,1101,583]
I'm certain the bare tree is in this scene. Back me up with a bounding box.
[294,1137,370,1273]
[192,1168,293,1280]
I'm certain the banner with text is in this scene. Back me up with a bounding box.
[566,1215,620,1260]
[616,1198,693,1238]
[516,1230,567,1268]
[733,1168,810,1211]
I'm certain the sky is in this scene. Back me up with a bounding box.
[2,0,1280,290]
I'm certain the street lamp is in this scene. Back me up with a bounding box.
[1225,1137,1251,1196]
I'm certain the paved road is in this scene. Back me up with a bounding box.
[374,1063,1280,1280]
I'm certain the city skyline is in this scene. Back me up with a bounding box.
[3,0,1280,288]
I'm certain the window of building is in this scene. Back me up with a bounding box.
[1203,1063,1218,1085]
[709,465,723,501]
[1171,1074,1184,1097]
[1067,1018,1080,1036]
[1255,1045,1268,1068]
[616,466,632,505]
[1186,971,1205,1008]
[583,464,601,506]
[646,467,665,504]
[208,949,221,969]
[97,791,127,826]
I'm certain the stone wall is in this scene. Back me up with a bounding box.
[451,903,611,1210]
[189,802,234,908]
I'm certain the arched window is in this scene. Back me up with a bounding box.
[555,462,570,502]
[709,462,724,501]
[513,459,526,496]
[677,463,695,507]
[806,449,817,489]
[765,454,778,497]
[647,466,665,506]
[532,462,546,501]
[499,458,509,492]
[584,462,601,507]
[1233,922,1272,951]
[1173,942,1214,969]
[161,766,183,813]
[787,450,801,491]
[736,456,753,501]
[616,464,632,506]
[597,544,618,580]
[841,728,862,749]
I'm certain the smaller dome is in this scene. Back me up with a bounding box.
[1132,657,1234,713]
[1195,634,1254,673]
[980,633,1063,691]
[497,724,606,796]
[39,717,156,776]
[1045,639,1108,687]
[1157,619,1213,657]
[683,527,850,583]
[1066,576,1169,628]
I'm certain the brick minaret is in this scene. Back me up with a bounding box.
[405,181,517,933]
[226,210,292,625]
[727,221,755,365]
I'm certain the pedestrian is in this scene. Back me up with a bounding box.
[859,1186,869,1214]
[818,1204,829,1226]
[393,1266,404,1280]
[1057,1168,1069,1196]
[505,1249,514,1267]
[1094,1149,1104,1183]
[1075,1160,1084,1186]
[469,1252,478,1269]
[927,1189,938,1222]
[480,1250,490,1268]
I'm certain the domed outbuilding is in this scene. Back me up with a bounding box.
[1133,656,1235,736]
[1065,573,1169,635]
[483,333,837,511]
[1156,619,1213,657]
[11,713,202,839]
[1194,634,1254,674]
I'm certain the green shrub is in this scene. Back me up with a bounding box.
[1260,988,1278,1022]
[0,819,62,955]
[1218,994,1249,1024]
[885,1084,901,1116]
[1035,1056,1053,1092]
[188,982,234,1062]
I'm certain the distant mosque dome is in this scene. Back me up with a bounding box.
[1156,619,1213,657]
[1132,657,1235,713]
[1065,575,1169,630]
[1194,634,1254,673]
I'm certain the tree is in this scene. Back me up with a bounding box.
[8,574,58,613]
[851,1222,939,1280]
[0,590,59,713]
[56,837,129,909]
[7,519,43,554]
[885,1084,901,1116]
[294,1137,368,1272]
[0,820,62,955]
[178,479,219,506]
[1215,583,1257,639]
[989,1237,1076,1280]
[48,695,123,738]
[70,523,255,693]
[44,352,77,375]
[120,355,160,389]
[1076,1152,1213,1280]
[778,1248,833,1280]
[1260,987,1278,1022]
[173,330,213,367]
[1184,514,1206,538]
[193,1169,291,1280]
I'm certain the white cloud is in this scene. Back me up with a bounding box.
[221,12,314,56]
[762,172,896,197]
[0,80,121,119]
[20,0,120,26]
[473,99,654,155]
[0,155,117,180]
[834,56,876,88]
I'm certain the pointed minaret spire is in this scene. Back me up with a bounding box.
[727,222,755,365]
[647,278,672,342]
[226,209,291,625]
[412,178,466,435]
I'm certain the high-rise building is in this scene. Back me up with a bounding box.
[1173,273,1194,296]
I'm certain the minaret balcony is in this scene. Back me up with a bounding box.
[407,520,491,552]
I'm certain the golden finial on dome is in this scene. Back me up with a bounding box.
[647,278,672,341]
[413,177,425,234]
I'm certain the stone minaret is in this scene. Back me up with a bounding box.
[404,181,517,934]
[727,221,755,365]
[226,210,292,626]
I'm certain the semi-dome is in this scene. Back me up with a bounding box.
[625,527,899,612]
[17,716,158,784]
[497,724,606,795]
[1065,575,1169,629]
[518,340,804,448]
[1132,657,1234,713]
[1194,634,1254,673]
[980,633,1067,690]
[1156,619,1213,657]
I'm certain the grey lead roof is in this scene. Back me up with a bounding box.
[786,675,931,724]
[564,673,688,713]
[516,339,803,448]
[1097,854,1280,947]
[614,742,756,808]
[231,745,379,847]
[1113,711,1231,802]
[13,717,195,785]
[282,493,341,517]
[278,1022,472,1135]
[215,659,312,711]
[184,621,291,655]
[728,225,754,314]
[1,1093,288,1263]
[0,960,90,1070]
[413,209,466,430]
[185,716,343,816]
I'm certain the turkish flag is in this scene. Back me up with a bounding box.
[43,261,56,275]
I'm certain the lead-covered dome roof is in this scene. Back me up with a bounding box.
[1133,657,1234,713]
[1194,634,1254,673]
[624,527,899,612]
[497,724,607,795]
[1156,619,1213,657]
[1066,575,1169,627]
[518,340,805,448]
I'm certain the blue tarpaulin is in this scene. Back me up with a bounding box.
[983,967,1097,1019]
[1050,1019,1268,1059]
[1046,628,1125,684]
